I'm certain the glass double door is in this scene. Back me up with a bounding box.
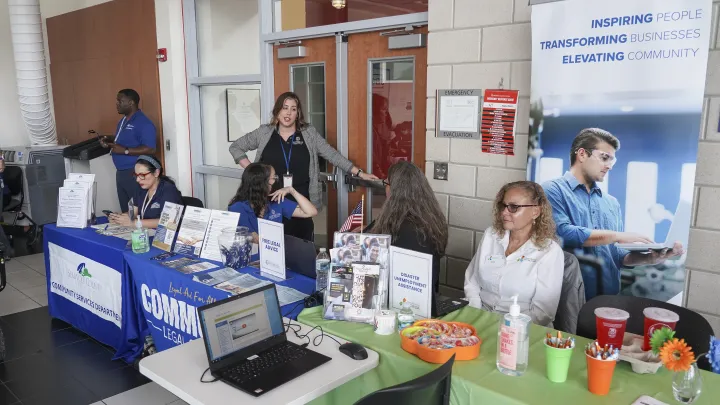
[273,28,427,248]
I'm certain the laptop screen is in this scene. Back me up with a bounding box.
[199,285,285,363]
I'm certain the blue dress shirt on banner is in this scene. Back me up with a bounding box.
[542,171,630,296]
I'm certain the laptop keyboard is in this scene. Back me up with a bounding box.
[435,296,468,316]
[223,342,308,384]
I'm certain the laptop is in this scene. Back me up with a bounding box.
[615,199,691,251]
[197,283,331,397]
[284,235,318,278]
[432,294,469,317]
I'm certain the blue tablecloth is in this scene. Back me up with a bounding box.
[124,248,316,356]
[44,224,142,363]
[44,222,317,363]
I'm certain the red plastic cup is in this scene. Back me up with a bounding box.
[642,307,679,351]
[594,307,630,349]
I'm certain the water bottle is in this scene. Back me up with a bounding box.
[315,248,330,293]
[397,301,415,331]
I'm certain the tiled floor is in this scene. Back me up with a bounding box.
[1,229,188,405]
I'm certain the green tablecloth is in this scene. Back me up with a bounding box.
[298,306,719,405]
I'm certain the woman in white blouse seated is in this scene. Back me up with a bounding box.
[464,181,564,327]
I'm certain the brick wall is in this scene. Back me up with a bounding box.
[426,0,720,334]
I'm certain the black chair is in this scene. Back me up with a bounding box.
[570,251,605,300]
[1,166,38,245]
[555,252,585,334]
[577,295,714,371]
[354,354,455,405]
[182,196,204,208]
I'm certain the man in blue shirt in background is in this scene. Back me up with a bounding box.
[542,128,683,296]
[100,89,157,212]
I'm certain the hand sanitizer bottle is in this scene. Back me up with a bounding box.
[496,295,530,376]
[131,217,150,254]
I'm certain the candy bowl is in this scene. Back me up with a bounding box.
[619,332,662,374]
[400,320,481,363]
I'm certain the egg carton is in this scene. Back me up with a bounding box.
[619,332,662,374]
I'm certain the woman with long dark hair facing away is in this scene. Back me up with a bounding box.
[365,161,448,292]
[109,155,183,229]
[229,92,377,241]
[228,163,318,243]
[464,181,564,328]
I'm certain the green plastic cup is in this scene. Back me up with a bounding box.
[545,342,574,383]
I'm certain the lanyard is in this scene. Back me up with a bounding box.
[140,189,154,220]
[114,117,127,143]
[279,134,295,174]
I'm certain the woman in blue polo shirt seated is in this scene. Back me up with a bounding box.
[228,163,318,242]
[109,155,183,228]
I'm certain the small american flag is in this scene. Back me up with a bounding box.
[339,199,364,232]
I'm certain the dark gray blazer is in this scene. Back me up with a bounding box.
[229,124,354,208]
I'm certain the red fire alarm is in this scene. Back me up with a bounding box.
[156,48,167,62]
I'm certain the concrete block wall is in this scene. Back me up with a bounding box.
[687,0,720,335]
[427,0,720,335]
[427,0,532,299]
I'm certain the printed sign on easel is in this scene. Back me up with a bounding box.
[389,246,432,319]
[258,219,286,280]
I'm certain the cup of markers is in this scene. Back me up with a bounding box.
[544,332,575,383]
[585,340,620,395]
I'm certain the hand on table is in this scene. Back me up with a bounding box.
[109,213,132,227]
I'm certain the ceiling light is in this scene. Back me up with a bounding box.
[332,0,346,9]
[620,106,634,112]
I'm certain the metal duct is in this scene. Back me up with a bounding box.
[8,0,57,145]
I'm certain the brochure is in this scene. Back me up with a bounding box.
[174,207,212,257]
[275,284,309,306]
[153,202,184,252]
[215,274,271,295]
[193,267,243,286]
[332,232,392,314]
[323,264,354,321]
[160,257,217,274]
[200,210,241,262]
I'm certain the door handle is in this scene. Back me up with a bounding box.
[318,169,338,190]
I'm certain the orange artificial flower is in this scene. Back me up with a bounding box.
[659,338,695,372]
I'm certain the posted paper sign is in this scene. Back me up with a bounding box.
[389,246,432,319]
[152,202,184,251]
[258,219,286,280]
[480,89,518,155]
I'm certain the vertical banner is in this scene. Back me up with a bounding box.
[528,0,712,301]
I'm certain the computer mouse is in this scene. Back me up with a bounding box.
[339,342,368,360]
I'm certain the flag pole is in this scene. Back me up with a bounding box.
[360,194,365,235]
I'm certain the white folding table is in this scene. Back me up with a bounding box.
[139,318,380,405]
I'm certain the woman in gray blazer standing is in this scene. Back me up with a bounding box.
[229,92,378,241]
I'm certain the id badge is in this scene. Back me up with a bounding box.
[283,173,293,188]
